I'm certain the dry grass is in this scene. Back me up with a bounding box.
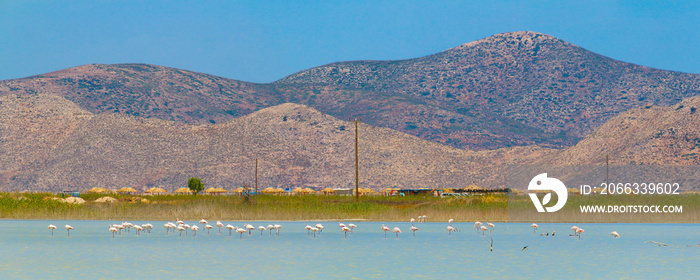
[0,192,507,222]
[2,192,696,223]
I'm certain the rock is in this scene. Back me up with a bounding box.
[64,197,85,204]
[95,196,117,203]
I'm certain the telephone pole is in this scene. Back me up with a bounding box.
[354,118,360,202]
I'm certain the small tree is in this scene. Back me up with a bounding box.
[188,177,204,195]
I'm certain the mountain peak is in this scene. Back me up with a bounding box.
[452,31,561,50]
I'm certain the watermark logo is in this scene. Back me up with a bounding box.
[528,173,568,212]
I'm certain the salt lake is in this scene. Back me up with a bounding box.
[0,221,697,279]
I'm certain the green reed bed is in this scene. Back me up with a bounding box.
[2,192,694,222]
[0,192,508,222]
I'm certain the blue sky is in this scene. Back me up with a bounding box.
[1,1,698,83]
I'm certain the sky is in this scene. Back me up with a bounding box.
[1,0,698,83]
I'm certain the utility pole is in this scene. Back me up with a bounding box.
[255,158,258,196]
[354,118,360,202]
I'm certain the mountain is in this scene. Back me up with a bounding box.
[278,31,700,147]
[548,96,700,165]
[2,31,699,150]
[0,93,553,192]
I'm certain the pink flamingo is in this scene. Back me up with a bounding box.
[48,225,57,236]
[236,227,247,239]
[341,226,352,238]
[576,228,585,240]
[392,227,401,238]
[216,221,224,233]
[474,221,482,234]
[480,225,489,235]
[447,219,457,235]
[410,225,419,236]
[530,223,538,235]
[487,222,495,232]
[65,225,74,237]
[381,224,390,238]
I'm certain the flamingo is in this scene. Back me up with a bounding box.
[474,221,482,234]
[245,224,255,235]
[205,224,213,234]
[115,224,124,234]
[216,221,224,233]
[305,225,313,235]
[611,231,620,238]
[177,226,185,236]
[381,224,391,238]
[571,226,579,236]
[143,224,153,233]
[109,226,118,238]
[447,219,457,235]
[122,222,133,232]
[48,224,57,236]
[392,227,401,238]
[133,225,143,235]
[341,226,352,238]
[487,222,495,232]
[199,219,208,227]
[256,226,264,235]
[447,225,457,235]
[267,225,275,235]
[575,228,585,240]
[183,224,190,235]
[311,227,319,238]
[65,225,74,236]
[410,225,419,236]
[530,223,538,235]
[348,223,357,233]
[274,224,282,235]
[236,227,247,239]
[410,218,415,225]
[191,225,199,236]
[315,224,324,234]
[421,215,427,223]
[226,224,235,236]
[479,225,489,235]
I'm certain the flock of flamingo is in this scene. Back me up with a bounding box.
[46,216,625,246]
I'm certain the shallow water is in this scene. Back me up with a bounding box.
[0,220,697,279]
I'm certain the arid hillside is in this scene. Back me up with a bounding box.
[0,93,553,192]
[3,32,698,150]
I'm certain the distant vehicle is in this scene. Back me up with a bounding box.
[440,193,461,197]
[61,190,81,198]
